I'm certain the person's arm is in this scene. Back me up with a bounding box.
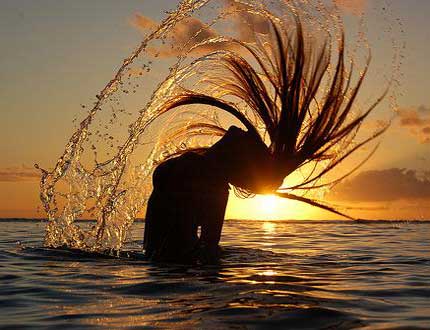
[198,187,229,262]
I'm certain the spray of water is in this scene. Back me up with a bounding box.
[38,0,402,252]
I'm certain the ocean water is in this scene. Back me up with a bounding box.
[0,219,429,329]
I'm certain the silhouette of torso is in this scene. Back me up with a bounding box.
[143,126,283,263]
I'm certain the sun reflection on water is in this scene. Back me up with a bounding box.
[259,269,277,277]
[262,221,277,234]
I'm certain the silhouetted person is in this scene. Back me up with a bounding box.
[143,126,283,263]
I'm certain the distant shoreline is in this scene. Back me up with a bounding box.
[1,218,429,223]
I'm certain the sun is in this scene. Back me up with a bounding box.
[226,192,314,220]
[258,194,279,217]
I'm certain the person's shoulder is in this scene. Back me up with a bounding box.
[181,151,204,160]
[157,152,204,171]
[226,125,246,135]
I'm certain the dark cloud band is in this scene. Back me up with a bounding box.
[327,168,430,202]
[0,167,40,182]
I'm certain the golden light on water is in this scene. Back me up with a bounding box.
[262,221,277,234]
[259,270,277,277]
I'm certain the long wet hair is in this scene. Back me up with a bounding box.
[153,13,387,219]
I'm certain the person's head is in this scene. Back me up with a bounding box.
[205,126,283,194]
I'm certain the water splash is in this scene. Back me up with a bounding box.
[39,0,403,252]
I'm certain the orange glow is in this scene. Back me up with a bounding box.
[257,195,279,218]
[225,193,317,220]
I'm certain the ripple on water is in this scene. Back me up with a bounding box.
[0,220,429,329]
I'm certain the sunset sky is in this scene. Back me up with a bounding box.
[1,0,429,220]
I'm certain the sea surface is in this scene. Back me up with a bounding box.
[0,219,429,329]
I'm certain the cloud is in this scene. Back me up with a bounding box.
[130,14,157,31]
[397,106,430,144]
[131,0,369,57]
[130,1,272,58]
[334,0,368,15]
[131,13,227,57]
[132,1,364,59]
[0,166,40,182]
[417,105,430,113]
[326,168,430,202]
[222,0,271,41]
